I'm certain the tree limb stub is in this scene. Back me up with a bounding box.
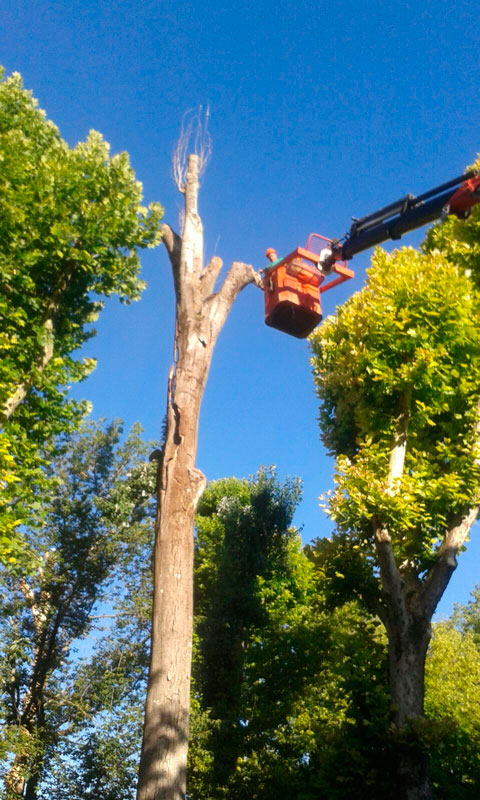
[180,155,203,285]
[209,261,263,336]
[162,224,182,286]
[200,256,223,299]
[421,504,479,619]
[184,154,200,218]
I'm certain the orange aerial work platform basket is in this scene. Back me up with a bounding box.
[263,234,354,339]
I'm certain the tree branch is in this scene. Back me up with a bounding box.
[372,518,408,633]
[200,256,223,299]
[387,387,412,492]
[421,505,479,619]
[161,224,182,269]
[420,396,480,618]
[1,260,77,424]
[17,579,46,634]
[1,321,54,423]
[209,261,263,336]
[161,223,182,300]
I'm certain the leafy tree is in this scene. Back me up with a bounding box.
[0,420,156,798]
[424,622,480,798]
[310,240,480,799]
[422,157,480,285]
[12,460,480,800]
[0,67,163,564]
[190,472,391,800]
[451,583,480,646]
[193,471,303,789]
[21,466,442,800]
[37,474,155,800]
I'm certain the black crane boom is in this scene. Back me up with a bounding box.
[329,170,480,265]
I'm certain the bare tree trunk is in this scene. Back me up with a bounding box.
[136,343,209,800]
[136,154,261,800]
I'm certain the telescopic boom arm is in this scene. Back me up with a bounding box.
[320,170,480,271]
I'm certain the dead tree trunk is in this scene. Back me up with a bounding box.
[136,154,262,800]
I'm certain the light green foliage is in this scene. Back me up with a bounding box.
[424,622,480,798]
[310,246,480,571]
[423,156,480,286]
[310,195,480,795]
[0,67,163,563]
[0,420,156,797]
[426,623,480,729]
[452,583,480,646]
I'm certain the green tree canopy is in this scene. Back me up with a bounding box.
[425,622,480,798]
[452,583,480,646]
[310,225,480,798]
[0,67,163,563]
[0,419,156,798]
[311,246,480,574]
[190,472,391,800]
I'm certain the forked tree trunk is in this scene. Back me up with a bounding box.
[374,505,479,800]
[372,395,480,800]
[136,155,261,800]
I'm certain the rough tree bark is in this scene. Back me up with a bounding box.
[371,394,480,800]
[136,154,262,800]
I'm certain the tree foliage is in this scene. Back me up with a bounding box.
[0,67,163,563]
[6,455,479,799]
[310,188,480,797]
[311,246,480,573]
[452,583,480,646]
[424,621,480,798]
[0,420,156,797]
[190,472,391,800]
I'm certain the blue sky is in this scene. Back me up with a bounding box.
[2,0,479,615]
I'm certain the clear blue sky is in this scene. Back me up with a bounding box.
[2,0,479,616]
